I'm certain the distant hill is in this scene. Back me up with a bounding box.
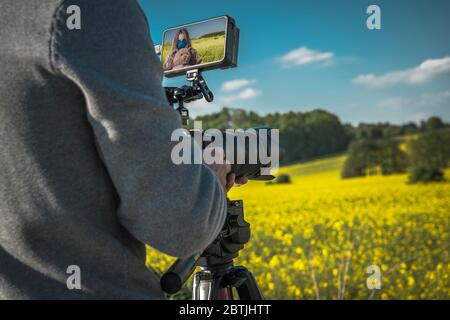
[197,31,225,39]
[192,107,449,165]
[193,107,351,163]
[279,154,346,178]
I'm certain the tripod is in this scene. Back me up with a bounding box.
[162,72,265,299]
[160,200,264,300]
[192,262,263,300]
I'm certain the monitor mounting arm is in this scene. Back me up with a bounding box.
[164,70,214,125]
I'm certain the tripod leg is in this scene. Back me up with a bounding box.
[234,267,265,300]
[217,287,234,300]
[192,272,202,300]
[209,277,223,300]
[192,271,227,300]
[193,272,214,300]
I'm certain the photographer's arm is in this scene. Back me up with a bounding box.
[49,0,227,257]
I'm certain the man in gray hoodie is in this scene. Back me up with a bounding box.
[0,0,243,299]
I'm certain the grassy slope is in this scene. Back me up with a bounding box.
[279,155,346,178]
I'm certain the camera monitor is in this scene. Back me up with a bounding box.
[161,16,239,77]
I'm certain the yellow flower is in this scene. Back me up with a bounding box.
[269,255,280,268]
[407,277,415,287]
[146,156,450,300]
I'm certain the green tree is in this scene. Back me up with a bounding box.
[379,139,408,175]
[195,108,351,163]
[341,140,379,178]
[423,116,445,131]
[342,138,408,179]
[275,174,291,184]
[408,129,450,183]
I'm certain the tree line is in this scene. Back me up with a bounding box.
[193,108,450,182]
[194,107,351,163]
[342,119,450,182]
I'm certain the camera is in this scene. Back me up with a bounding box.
[159,16,278,181]
[158,16,277,299]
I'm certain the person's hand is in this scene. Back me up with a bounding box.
[206,160,231,192]
[205,147,249,192]
[208,168,249,193]
[226,174,249,192]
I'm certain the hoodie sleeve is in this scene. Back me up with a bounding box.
[49,0,227,257]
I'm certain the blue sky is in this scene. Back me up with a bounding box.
[139,0,450,124]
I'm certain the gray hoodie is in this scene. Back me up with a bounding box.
[0,0,226,299]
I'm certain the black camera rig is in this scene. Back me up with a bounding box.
[165,69,213,125]
[162,72,267,300]
[161,200,264,300]
[165,72,276,181]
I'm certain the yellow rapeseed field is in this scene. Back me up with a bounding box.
[147,155,450,299]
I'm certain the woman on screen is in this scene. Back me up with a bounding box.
[163,28,201,71]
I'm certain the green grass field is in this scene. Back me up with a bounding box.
[279,155,346,178]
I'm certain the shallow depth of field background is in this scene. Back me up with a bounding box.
[146,155,450,300]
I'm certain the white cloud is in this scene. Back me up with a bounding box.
[223,88,262,102]
[377,96,412,109]
[239,88,261,99]
[221,79,256,92]
[188,99,221,117]
[166,78,255,115]
[278,46,335,68]
[187,87,262,115]
[377,90,450,108]
[354,56,450,88]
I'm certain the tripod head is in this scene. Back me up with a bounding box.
[198,200,250,267]
[165,69,214,125]
[160,200,251,295]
